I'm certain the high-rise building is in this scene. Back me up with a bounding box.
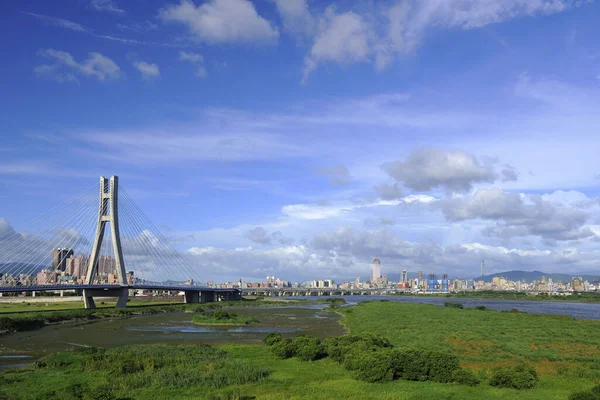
[401,270,408,283]
[52,248,74,271]
[372,257,381,283]
[417,270,423,282]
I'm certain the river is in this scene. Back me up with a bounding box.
[1,295,598,370]
[291,295,600,320]
[0,304,344,370]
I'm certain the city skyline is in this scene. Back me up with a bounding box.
[2,1,600,282]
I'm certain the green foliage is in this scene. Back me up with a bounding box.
[489,365,539,390]
[192,311,259,326]
[84,385,114,400]
[292,335,326,361]
[569,392,600,400]
[213,310,236,320]
[474,306,488,311]
[451,369,481,386]
[270,339,296,359]
[569,386,600,400]
[324,333,391,365]
[444,302,464,309]
[351,349,395,383]
[393,349,460,383]
[264,332,282,346]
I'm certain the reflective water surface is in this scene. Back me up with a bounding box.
[0,305,344,370]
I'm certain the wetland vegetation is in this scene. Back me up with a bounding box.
[1,300,599,399]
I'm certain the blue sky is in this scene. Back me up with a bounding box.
[2,0,600,282]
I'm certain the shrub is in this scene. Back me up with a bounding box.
[270,339,296,359]
[84,385,115,400]
[569,392,600,400]
[324,334,391,364]
[489,365,538,390]
[352,350,395,383]
[292,335,326,361]
[452,368,480,386]
[444,302,464,309]
[264,332,282,346]
[213,310,235,320]
[393,349,460,383]
[474,306,488,311]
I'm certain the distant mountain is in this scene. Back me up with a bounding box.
[475,270,600,283]
[0,263,47,276]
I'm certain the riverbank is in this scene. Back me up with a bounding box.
[407,291,600,303]
[191,310,259,326]
[1,300,599,399]
[0,297,337,334]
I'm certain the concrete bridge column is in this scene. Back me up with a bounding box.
[200,291,215,303]
[83,287,128,309]
[184,290,200,304]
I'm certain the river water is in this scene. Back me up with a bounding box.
[1,296,598,370]
[0,304,344,370]
[291,295,600,320]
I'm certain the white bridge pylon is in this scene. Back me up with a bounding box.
[83,176,128,309]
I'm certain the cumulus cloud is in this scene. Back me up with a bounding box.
[133,61,160,80]
[317,165,351,186]
[186,226,600,281]
[244,227,293,245]
[363,217,396,228]
[158,0,279,44]
[35,49,120,83]
[90,0,125,14]
[303,8,371,82]
[373,183,404,200]
[381,148,516,194]
[435,188,595,241]
[179,51,207,78]
[274,0,315,38]
[306,0,584,77]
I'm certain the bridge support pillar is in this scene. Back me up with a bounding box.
[200,291,215,303]
[83,287,129,309]
[184,290,200,304]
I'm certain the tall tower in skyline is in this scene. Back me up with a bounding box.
[372,257,381,283]
[401,269,408,283]
[481,260,486,278]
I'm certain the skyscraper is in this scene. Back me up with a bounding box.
[401,269,408,283]
[52,248,74,272]
[372,257,381,283]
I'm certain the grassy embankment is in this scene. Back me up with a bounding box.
[2,301,600,399]
[192,310,259,326]
[0,297,332,333]
[399,291,600,303]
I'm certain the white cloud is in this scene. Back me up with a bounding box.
[23,12,89,32]
[381,148,510,194]
[90,0,125,14]
[179,51,203,63]
[435,188,596,241]
[306,0,585,78]
[274,0,315,38]
[179,51,207,78]
[24,12,146,45]
[303,8,371,82]
[133,61,160,80]
[158,0,279,44]
[36,49,121,82]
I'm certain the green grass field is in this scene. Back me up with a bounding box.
[1,301,599,399]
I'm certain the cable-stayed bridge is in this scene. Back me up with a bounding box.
[0,176,240,308]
